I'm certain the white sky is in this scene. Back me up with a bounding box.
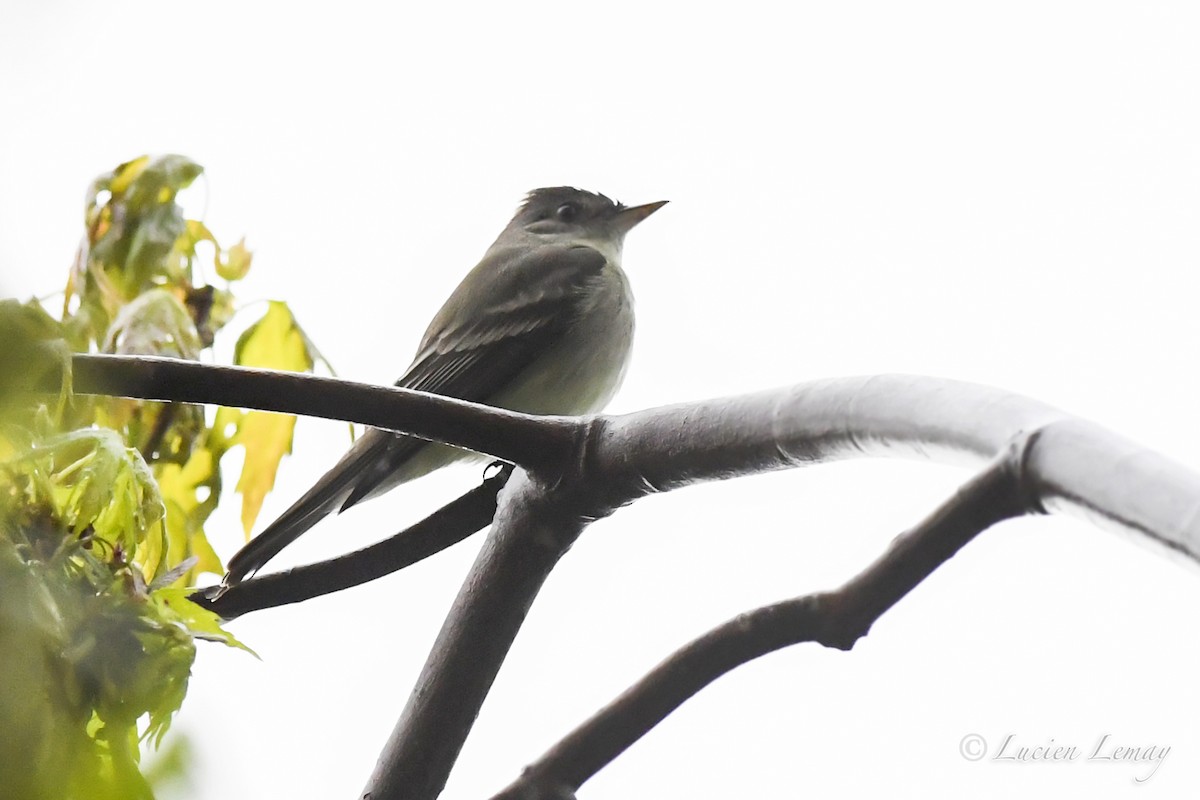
[4,2,1200,798]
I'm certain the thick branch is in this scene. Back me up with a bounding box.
[491,439,1035,799]
[58,357,1200,564]
[593,375,1200,564]
[362,470,590,800]
[64,354,577,474]
[191,466,511,619]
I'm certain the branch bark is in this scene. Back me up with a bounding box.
[65,354,577,474]
[489,437,1036,799]
[62,359,1200,565]
[590,376,1200,565]
[49,355,1200,800]
[192,466,511,619]
[362,469,594,800]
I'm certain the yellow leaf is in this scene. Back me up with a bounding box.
[109,156,150,194]
[235,301,311,371]
[161,496,191,577]
[228,302,312,536]
[235,412,297,537]
[155,447,221,582]
[190,527,224,577]
[216,237,253,281]
[157,448,213,518]
[140,519,166,585]
[184,219,217,246]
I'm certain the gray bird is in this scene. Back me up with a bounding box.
[222,187,666,585]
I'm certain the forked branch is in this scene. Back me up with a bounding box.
[490,437,1036,799]
[52,355,1200,800]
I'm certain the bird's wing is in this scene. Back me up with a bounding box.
[222,244,606,584]
[338,243,609,508]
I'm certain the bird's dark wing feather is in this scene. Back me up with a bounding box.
[338,243,608,509]
[222,244,606,584]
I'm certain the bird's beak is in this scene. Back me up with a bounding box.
[614,200,668,234]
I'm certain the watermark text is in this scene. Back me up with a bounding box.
[958,732,1169,783]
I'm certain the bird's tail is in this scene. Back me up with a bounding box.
[221,428,400,587]
[220,484,342,588]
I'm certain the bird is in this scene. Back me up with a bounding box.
[221,187,666,586]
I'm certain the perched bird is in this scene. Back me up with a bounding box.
[222,187,666,585]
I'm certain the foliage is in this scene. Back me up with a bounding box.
[0,155,319,797]
[59,155,316,565]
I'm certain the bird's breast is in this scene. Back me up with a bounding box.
[490,262,634,417]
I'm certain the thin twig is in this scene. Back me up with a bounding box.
[191,466,512,619]
[138,402,178,463]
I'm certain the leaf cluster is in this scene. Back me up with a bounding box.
[0,426,251,799]
[1,155,319,796]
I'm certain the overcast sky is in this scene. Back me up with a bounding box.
[4,2,1200,798]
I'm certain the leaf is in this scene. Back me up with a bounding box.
[102,288,203,360]
[121,155,203,211]
[124,203,186,294]
[182,219,217,250]
[13,428,163,553]
[149,587,256,656]
[91,447,164,554]
[234,412,298,537]
[169,220,218,288]
[227,302,313,536]
[188,523,224,578]
[215,237,253,281]
[86,155,204,302]
[138,518,167,587]
[107,156,150,195]
[155,447,221,582]
[0,298,72,418]
[0,154,282,796]
[233,300,311,370]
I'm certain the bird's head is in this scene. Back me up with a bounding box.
[511,187,667,247]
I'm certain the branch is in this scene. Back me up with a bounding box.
[362,470,592,800]
[490,438,1035,799]
[593,375,1200,564]
[59,357,1200,564]
[366,372,1200,799]
[64,354,578,474]
[49,355,1200,798]
[191,466,512,619]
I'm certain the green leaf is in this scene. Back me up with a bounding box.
[102,288,203,360]
[0,153,292,797]
[12,429,165,557]
[124,204,186,294]
[149,587,256,656]
[86,155,204,302]
[0,298,72,419]
[121,154,203,211]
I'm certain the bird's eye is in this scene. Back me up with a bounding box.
[555,203,579,222]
